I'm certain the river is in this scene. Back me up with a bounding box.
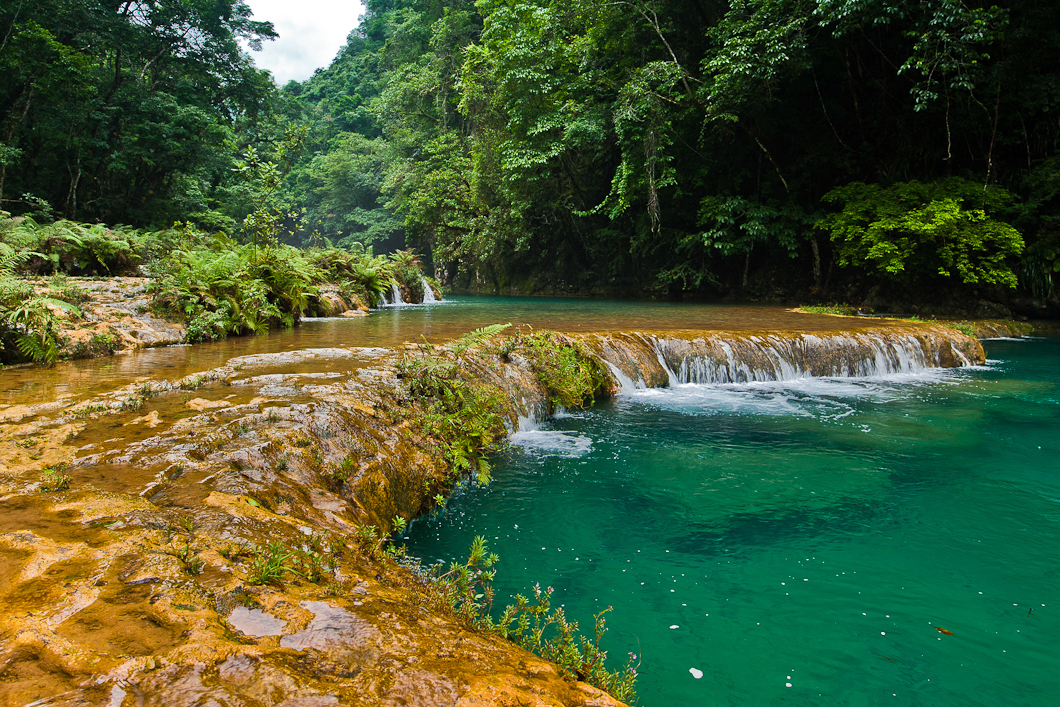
[0,296,891,407]
[404,336,1060,706]
[2,296,1052,706]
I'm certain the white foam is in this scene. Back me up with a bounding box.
[618,365,991,420]
[510,429,593,458]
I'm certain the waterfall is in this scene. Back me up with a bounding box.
[421,277,437,304]
[586,327,984,391]
[602,360,643,393]
[389,283,404,306]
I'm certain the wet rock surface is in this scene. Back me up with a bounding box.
[0,342,618,707]
[26,277,374,362]
[586,324,985,388]
[27,277,186,355]
[0,322,985,706]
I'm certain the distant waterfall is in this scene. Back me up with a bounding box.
[378,280,440,307]
[421,277,437,303]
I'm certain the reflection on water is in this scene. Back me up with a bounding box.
[0,296,888,407]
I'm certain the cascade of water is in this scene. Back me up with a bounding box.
[420,277,437,304]
[389,284,404,306]
[594,328,979,390]
[602,360,644,392]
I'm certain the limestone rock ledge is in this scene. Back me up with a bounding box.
[0,344,618,707]
[0,323,985,705]
[22,278,374,360]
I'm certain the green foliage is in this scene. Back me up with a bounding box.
[817,179,1024,287]
[170,539,205,576]
[408,535,638,702]
[247,540,293,586]
[1017,158,1060,300]
[148,239,326,341]
[515,331,611,413]
[501,585,639,703]
[451,323,512,355]
[389,249,426,302]
[397,330,510,487]
[943,321,976,337]
[8,0,1060,305]
[243,534,339,586]
[310,245,395,307]
[0,0,277,225]
[70,333,119,360]
[698,196,805,258]
[0,250,77,364]
[39,465,71,493]
[799,304,857,316]
[322,456,357,490]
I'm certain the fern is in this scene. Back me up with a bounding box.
[16,332,57,365]
[450,323,512,354]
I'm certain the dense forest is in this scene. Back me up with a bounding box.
[3,0,1060,315]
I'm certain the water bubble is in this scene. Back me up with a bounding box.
[669,624,679,629]
[689,667,703,679]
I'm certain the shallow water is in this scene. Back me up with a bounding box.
[0,297,880,407]
[404,338,1060,706]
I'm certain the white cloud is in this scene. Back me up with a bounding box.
[242,1,367,84]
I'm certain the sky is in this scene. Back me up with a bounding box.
[242,1,366,84]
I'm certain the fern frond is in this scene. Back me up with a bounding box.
[16,332,58,365]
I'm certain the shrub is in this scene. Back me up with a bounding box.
[396,329,510,486]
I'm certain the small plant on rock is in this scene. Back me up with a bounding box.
[171,539,205,576]
[39,465,71,492]
[247,540,293,586]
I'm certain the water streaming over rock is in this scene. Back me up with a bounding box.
[421,277,438,304]
[586,326,984,392]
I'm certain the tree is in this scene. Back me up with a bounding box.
[817,178,1024,287]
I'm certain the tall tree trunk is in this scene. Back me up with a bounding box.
[741,243,753,292]
[0,83,35,205]
[66,153,82,219]
[810,235,821,289]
